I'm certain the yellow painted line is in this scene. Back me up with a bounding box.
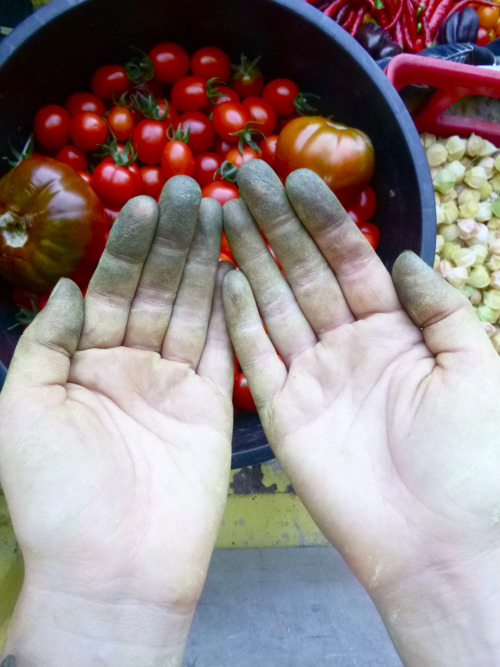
[216,493,328,548]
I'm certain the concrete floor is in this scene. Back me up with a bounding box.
[183,547,402,667]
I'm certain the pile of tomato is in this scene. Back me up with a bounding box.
[2,41,380,410]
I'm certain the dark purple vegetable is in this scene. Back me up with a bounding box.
[437,8,479,44]
[355,22,402,60]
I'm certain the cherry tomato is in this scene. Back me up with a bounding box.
[65,92,106,117]
[205,85,240,112]
[91,157,143,209]
[148,42,190,83]
[357,221,381,247]
[275,116,375,201]
[0,157,107,291]
[262,78,299,116]
[201,180,239,205]
[232,55,264,99]
[194,152,223,187]
[359,226,378,250]
[106,106,135,142]
[104,206,121,229]
[33,104,70,150]
[477,5,500,28]
[212,102,252,143]
[259,134,278,169]
[214,137,233,157]
[55,145,89,172]
[349,185,377,221]
[242,96,277,136]
[191,46,232,81]
[78,170,92,185]
[91,64,130,100]
[69,111,108,152]
[171,76,209,112]
[233,369,257,411]
[140,165,166,200]
[476,26,492,45]
[160,141,195,179]
[220,232,233,257]
[132,119,168,165]
[219,251,236,264]
[176,111,216,155]
[225,145,260,168]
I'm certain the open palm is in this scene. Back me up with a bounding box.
[223,162,500,612]
[0,178,234,619]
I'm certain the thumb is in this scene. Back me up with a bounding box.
[392,251,493,358]
[3,278,84,392]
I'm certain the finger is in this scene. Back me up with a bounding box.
[124,176,201,351]
[236,160,354,334]
[222,270,287,409]
[197,261,235,398]
[2,278,83,394]
[392,251,496,359]
[285,168,401,318]
[161,197,222,367]
[223,198,317,366]
[79,195,159,350]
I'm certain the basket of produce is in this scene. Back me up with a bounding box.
[385,52,500,353]
[0,0,436,468]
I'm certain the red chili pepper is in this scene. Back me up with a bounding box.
[405,0,419,47]
[385,1,404,31]
[373,0,389,28]
[323,0,347,18]
[335,3,351,24]
[428,0,498,37]
[342,6,357,30]
[393,18,405,47]
[421,12,432,47]
[350,5,366,35]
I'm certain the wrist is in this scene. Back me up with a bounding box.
[371,549,500,666]
[2,575,198,667]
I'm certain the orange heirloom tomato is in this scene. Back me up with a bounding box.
[275,116,375,200]
[0,157,107,291]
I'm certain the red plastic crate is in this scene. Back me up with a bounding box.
[385,54,500,144]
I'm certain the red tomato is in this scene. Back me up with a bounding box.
[262,78,300,116]
[91,157,143,208]
[132,119,168,165]
[65,92,106,117]
[69,112,108,152]
[220,232,232,257]
[214,137,233,157]
[106,106,135,142]
[171,76,209,112]
[177,111,216,155]
[140,165,166,200]
[225,145,260,168]
[477,5,500,28]
[191,46,232,81]
[219,251,236,264]
[33,105,70,150]
[91,64,130,100]
[148,42,190,83]
[77,170,92,185]
[55,145,89,172]
[194,152,223,187]
[201,181,239,205]
[259,134,278,169]
[275,116,375,201]
[232,55,264,98]
[205,85,240,112]
[0,157,107,291]
[212,102,252,143]
[357,221,381,248]
[476,26,492,45]
[349,185,377,221]
[242,97,277,136]
[233,369,257,411]
[160,141,195,179]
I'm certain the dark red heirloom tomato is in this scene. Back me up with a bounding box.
[275,116,375,201]
[0,158,107,291]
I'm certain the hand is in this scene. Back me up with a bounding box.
[0,177,234,666]
[222,160,500,665]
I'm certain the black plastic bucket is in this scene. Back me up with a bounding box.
[0,0,436,467]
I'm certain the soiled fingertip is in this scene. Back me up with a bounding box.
[158,174,202,211]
